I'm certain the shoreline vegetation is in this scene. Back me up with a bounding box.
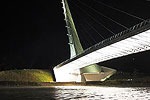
[0,69,150,87]
[0,69,53,86]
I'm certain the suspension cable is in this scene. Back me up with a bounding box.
[70,5,105,40]
[92,0,145,21]
[78,24,93,47]
[70,0,115,35]
[83,20,105,39]
[76,0,129,29]
[67,5,94,47]
[80,24,98,44]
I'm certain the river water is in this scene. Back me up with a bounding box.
[0,86,150,100]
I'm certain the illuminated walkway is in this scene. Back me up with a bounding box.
[55,20,150,72]
[54,0,150,82]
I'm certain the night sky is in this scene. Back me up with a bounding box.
[0,0,150,73]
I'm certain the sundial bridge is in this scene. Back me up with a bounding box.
[53,0,150,82]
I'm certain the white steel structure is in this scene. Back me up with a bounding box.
[53,0,150,82]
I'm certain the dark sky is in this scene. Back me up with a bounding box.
[0,0,150,72]
[0,0,69,70]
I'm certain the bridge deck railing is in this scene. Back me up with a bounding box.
[55,19,150,68]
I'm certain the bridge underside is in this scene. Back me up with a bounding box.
[54,65,116,82]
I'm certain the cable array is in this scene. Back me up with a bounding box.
[66,0,146,49]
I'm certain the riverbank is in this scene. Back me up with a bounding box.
[0,69,53,82]
[0,79,150,87]
[0,70,150,87]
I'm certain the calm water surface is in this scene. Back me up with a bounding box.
[0,86,150,100]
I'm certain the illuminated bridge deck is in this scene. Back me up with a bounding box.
[55,19,150,72]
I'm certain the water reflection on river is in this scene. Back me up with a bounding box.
[0,86,150,100]
[54,86,150,100]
